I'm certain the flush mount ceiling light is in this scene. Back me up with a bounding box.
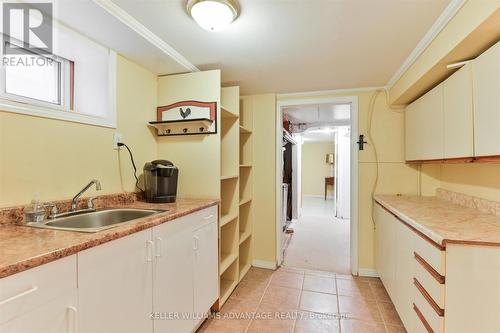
[187,0,239,32]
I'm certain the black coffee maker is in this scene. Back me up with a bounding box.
[143,160,178,203]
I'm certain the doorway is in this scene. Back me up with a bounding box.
[276,96,358,275]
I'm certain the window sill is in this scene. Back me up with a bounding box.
[0,99,117,128]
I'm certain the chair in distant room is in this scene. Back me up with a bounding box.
[325,177,334,200]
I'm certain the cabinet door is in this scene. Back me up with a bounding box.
[473,41,500,157]
[393,222,416,331]
[419,84,444,160]
[405,99,420,161]
[0,291,78,333]
[78,229,153,333]
[443,64,474,158]
[374,204,396,297]
[193,220,218,317]
[153,215,195,333]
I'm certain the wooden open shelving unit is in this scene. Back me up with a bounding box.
[218,86,254,307]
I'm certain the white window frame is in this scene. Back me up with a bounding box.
[0,34,117,128]
[0,39,72,111]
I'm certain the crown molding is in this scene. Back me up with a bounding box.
[93,0,199,73]
[277,86,385,99]
[385,0,467,88]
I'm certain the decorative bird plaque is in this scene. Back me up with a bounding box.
[150,101,217,136]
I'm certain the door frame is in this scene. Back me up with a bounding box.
[275,95,359,276]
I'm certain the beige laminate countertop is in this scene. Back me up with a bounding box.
[0,198,218,279]
[374,195,500,247]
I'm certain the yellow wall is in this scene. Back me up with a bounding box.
[156,70,221,199]
[301,142,334,197]
[279,90,421,270]
[241,94,277,264]
[0,55,157,207]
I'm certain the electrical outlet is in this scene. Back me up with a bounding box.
[113,132,123,149]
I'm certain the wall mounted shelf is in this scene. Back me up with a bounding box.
[149,118,213,136]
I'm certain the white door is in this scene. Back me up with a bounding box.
[78,229,153,333]
[0,291,77,333]
[193,220,219,320]
[153,216,195,333]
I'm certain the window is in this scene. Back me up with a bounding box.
[0,23,116,128]
[1,41,73,110]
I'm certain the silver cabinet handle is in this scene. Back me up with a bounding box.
[193,236,200,251]
[146,240,154,262]
[0,286,38,307]
[67,306,78,333]
[203,214,215,220]
[155,237,163,258]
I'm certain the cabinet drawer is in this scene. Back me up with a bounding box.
[413,233,445,276]
[414,252,445,309]
[0,255,77,324]
[413,278,444,333]
[190,205,218,229]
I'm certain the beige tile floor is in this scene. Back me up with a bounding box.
[198,266,407,333]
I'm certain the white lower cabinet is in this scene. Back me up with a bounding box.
[0,291,78,333]
[0,255,77,333]
[0,207,219,333]
[77,206,218,333]
[152,214,195,333]
[78,229,154,333]
[375,203,444,333]
[192,219,219,323]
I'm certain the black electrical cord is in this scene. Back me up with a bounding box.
[118,142,144,192]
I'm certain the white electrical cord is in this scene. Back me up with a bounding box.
[368,89,406,228]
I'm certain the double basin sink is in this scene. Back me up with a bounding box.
[28,208,165,233]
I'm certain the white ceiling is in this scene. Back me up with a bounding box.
[110,0,451,94]
[51,0,189,75]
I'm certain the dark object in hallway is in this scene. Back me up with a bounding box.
[283,142,293,222]
[325,177,334,200]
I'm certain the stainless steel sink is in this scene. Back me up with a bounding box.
[27,208,165,233]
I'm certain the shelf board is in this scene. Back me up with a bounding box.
[149,118,213,136]
[239,230,252,244]
[221,105,238,119]
[220,252,238,276]
[239,263,251,282]
[220,212,238,227]
[239,125,252,134]
[239,197,252,206]
[239,164,252,168]
[221,174,238,180]
[220,278,238,305]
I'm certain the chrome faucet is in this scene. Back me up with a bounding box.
[71,179,102,211]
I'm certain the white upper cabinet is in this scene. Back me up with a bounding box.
[405,98,420,161]
[419,84,444,160]
[473,41,500,157]
[443,64,474,158]
[405,84,444,161]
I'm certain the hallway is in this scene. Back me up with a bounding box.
[283,197,350,274]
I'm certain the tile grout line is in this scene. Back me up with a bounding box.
[243,272,273,333]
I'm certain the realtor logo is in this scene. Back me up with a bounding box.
[2,3,53,55]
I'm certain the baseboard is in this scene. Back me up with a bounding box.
[252,260,277,270]
[358,268,379,277]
